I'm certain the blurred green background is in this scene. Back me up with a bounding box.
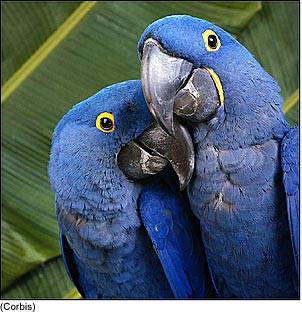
[1,1,299,299]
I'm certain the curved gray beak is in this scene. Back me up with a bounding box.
[117,119,194,190]
[141,39,222,132]
[141,39,194,135]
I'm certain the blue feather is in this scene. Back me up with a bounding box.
[281,126,299,277]
[139,181,211,298]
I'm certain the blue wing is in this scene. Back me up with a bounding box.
[281,126,299,275]
[59,231,85,297]
[139,180,211,298]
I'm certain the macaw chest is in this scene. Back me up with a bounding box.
[187,138,283,229]
[187,139,296,297]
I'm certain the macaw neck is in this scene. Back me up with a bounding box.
[77,163,141,220]
[52,147,141,221]
[193,57,289,149]
[192,85,289,150]
[58,174,141,222]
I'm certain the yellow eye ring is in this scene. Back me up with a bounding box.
[202,29,221,52]
[96,112,115,133]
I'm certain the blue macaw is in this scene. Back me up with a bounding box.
[138,15,299,298]
[48,80,211,299]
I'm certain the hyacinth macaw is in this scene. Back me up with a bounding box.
[138,15,299,298]
[48,80,211,299]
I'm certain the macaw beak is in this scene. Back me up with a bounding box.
[141,38,223,133]
[117,119,194,190]
[141,39,193,135]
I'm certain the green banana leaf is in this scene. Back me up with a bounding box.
[239,1,299,125]
[2,257,77,299]
[2,2,81,85]
[1,1,299,299]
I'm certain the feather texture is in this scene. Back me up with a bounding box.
[139,182,210,298]
[281,126,299,277]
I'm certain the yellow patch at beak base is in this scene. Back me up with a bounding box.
[205,67,224,106]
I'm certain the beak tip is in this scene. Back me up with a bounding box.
[156,114,175,137]
[166,125,175,137]
[179,184,186,192]
[178,174,191,191]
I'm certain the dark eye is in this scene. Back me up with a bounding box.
[208,34,217,49]
[100,117,113,130]
[202,29,221,52]
[96,112,115,133]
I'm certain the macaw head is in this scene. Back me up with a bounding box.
[138,15,287,142]
[49,80,194,198]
